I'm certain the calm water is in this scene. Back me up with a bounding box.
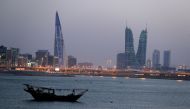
[0,74,190,109]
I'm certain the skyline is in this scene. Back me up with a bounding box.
[1,0,190,66]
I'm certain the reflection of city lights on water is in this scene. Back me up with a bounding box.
[176,80,183,82]
[125,77,129,79]
[140,78,146,80]
[112,77,117,79]
[100,76,104,78]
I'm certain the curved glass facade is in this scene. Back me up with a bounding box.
[125,26,138,67]
[136,29,147,66]
[54,12,64,67]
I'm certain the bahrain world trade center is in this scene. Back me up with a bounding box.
[54,12,65,67]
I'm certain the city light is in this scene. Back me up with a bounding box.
[55,67,60,72]
[140,78,146,80]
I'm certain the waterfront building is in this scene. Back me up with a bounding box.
[136,29,147,66]
[3,48,19,67]
[78,62,93,68]
[0,45,7,66]
[152,49,160,69]
[18,56,28,67]
[6,49,12,67]
[26,59,38,67]
[68,55,77,68]
[22,54,32,61]
[48,55,54,67]
[146,59,152,68]
[35,50,49,67]
[11,48,19,67]
[163,50,171,68]
[54,11,65,67]
[6,48,20,67]
[176,65,190,72]
[125,26,138,67]
[116,53,128,69]
[53,56,59,67]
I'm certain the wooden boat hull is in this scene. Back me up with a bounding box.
[25,89,82,101]
[24,84,87,102]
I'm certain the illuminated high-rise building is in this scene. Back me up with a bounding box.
[136,28,147,66]
[125,26,138,67]
[54,12,64,67]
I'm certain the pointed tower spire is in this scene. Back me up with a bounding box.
[55,11,61,26]
[145,23,148,32]
[125,18,128,29]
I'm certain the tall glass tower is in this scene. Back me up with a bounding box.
[54,12,64,67]
[125,26,138,67]
[152,49,160,69]
[163,50,171,68]
[136,29,147,66]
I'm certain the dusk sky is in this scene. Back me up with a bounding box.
[0,0,190,67]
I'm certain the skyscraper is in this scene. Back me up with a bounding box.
[18,56,27,67]
[36,50,49,67]
[163,50,171,68]
[152,49,160,69]
[21,54,32,61]
[0,45,7,66]
[125,26,138,67]
[68,55,77,68]
[146,59,152,68]
[54,12,64,67]
[48,55,54,67]
[116,53,128,69]
[136,29,147,66]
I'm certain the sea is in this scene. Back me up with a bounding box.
[0,72,190,109]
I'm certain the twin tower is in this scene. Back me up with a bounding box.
[117,26,147,69]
